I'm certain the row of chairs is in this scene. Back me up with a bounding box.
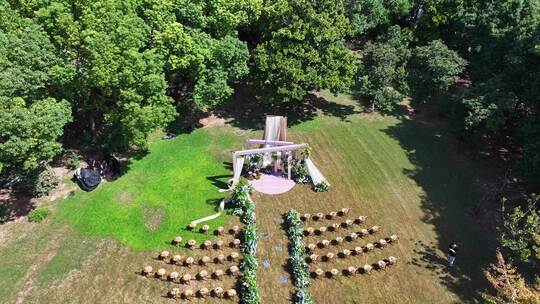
[301,208,352,221]
[306,226,383,252]
[307,235,399,263]
[304,216,368,236]
[144,265,240,284]
[312,256,399,278]
[169,286,237,300]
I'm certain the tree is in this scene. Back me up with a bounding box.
[254,0,357,102]
[500,194,540,262]
[459,78,517,132]
[408,39,467,100]
[0,97,72,174]
[154,23,249,109]
[29,0,176,151]
[483,250,540,303]
[172,0,262,38]
[357,25,411,111]
[0,1,72,175]
[345,0,414,35]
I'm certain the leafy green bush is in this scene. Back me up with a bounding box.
[0,204,11,224]
[294,289,313,304]
[246,153,264,172]
[28,208,51,222]
[284,209,313,303]
[33,167,59,198]
[231,180,254,218]
[288,159,311,184]
[66,151,80,170]
[231,182,260,304]
[500,195,540,261]
[314,180,330,192]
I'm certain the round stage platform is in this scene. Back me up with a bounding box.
[248,174,296,195]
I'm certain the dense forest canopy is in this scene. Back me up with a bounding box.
[1,0,540,189]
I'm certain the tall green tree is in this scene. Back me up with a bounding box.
[0,1,72,175]
[408,39,467,100]
[345,0,414,35]
[357,26,412,111]
[0,98,72,174]
[422,0,540,183]
[254,0,357,102]
[139,0,258,110]
[154,23,249,109]
[31,0,176,150]
[501,195,540,262]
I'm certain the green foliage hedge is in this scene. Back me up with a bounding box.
[500,195,540,262]
[66,151,80,170]
[32,167,60,198]
[314,180,330,192]
[231,181,260,304]
[28,208,51,222]
[284,209,313,304]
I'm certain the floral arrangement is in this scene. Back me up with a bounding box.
[301,145,312,159]
[313,180,330,192]
[245,153,264,172]
[231,179,254,216]
[284,159,311,184]
[231,181,260,304]
[284,209,313,304]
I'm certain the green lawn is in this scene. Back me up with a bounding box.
[254,94,493,303]
[54,129,237,250]
[0,91,494,303]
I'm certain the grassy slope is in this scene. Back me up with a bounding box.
[0,92,492,303]
[54,129,236,250]
[255,93,491,303]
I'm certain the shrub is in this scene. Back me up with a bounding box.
[288,160,311,184]
[231,180,254,219]
[294,288,313,304]
[284,209,313,303]
[28,208,51,222]
[313,180,330,192]
[0,204,10,223]
[231,181,260,304]
[246,153,264,172]
[500,195,540,261]
[33,167,59,198]
[66,151,80,170]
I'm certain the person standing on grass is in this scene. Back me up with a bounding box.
[448,243,459,266]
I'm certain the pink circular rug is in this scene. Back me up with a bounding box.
[249,174,296,195]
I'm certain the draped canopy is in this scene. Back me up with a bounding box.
[225,116,327,191]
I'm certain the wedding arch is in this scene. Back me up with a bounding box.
[223,116,329,193]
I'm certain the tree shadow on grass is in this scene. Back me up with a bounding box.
[206,174,231,191]
[0,190,36,224]
[382,118,494,302]
[212,83,360,131]
[205,198,225,212]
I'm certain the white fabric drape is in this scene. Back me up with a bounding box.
[264,116,281,142]
[232,156,245,186]
[191,199,225,224]
[263,116,282,166]
[305,158,326,186]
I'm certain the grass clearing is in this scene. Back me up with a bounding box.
[54,129,236,251]
[0,92,493,303]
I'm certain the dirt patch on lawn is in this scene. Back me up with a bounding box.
[117,191,135,205]
[199,113,228,128]
[143,207,164,231]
